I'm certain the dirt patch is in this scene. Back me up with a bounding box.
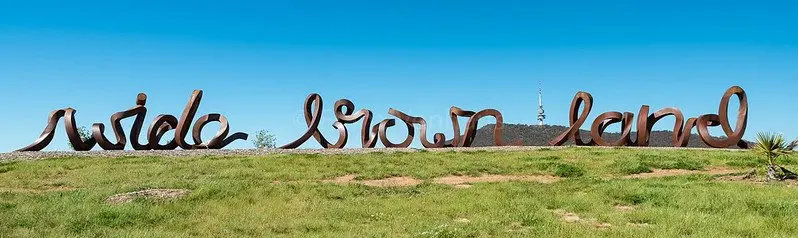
[361,177,422,187]
[715,169,764,183]
[323,174,422,187]
[594,222,613,229]
[433,174,560,187]
[715,169,798,186]
[323,174,559,188]
[553,210,582,223]
[506,222,529,233]
[551,209,612,229]
[615,205,635,211]
[623,167,740,179]
[324,174,359,184]
[627,222,651,228]
[106,189,190,204]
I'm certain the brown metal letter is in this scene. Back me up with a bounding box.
[92,93,148,150]
[17,108,97,151]
[388,109,446,148]
[379,109,415,148]
[147,115,179,150]
[550,92,594,146]
[174,90,248,149]
[635,106,686,147]
[696,86,749,148]
[279,93,346,149]
[590,111,634,146]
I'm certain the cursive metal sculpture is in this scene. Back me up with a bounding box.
[18,90,248,151]
[549,86,748,148]
[16,86,749,151]
[278,93,522,149]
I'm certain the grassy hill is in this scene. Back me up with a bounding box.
[1,148,796,237]
[470,124,744,147]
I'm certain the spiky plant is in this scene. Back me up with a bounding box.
[753,133,796,165]
[753,132,798,180]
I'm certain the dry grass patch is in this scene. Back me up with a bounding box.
[105,189,190,204]
[550,209,612,229]
[623,166,740,179]
[0,185,76,193]
[361,177,422,187]
[432,174,560,187]
[614,204,635,211]
[323,174,422,187]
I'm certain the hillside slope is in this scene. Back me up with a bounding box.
[0,148,791,237]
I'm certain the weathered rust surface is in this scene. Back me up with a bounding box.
[93,93,148,150]
[18,90,247,151]
[590,111,634,146]
[549,86,749,148]
[635,107,686,147]
[16,86,748,151]
[18,108,97,151]
[696,86,749,148]
[147,114,179,150]
[549,92,594,146]
[279,94,520,149]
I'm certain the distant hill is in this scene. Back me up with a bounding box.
[469,124,748,148]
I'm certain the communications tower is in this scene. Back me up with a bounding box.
[537,82,546,126]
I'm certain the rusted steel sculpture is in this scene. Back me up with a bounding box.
[174,90,248,149]
[16,85,748,151]
[18,90,248,151]
[550,86,748,148]
[92,93,148,150]
[549,92,593,146]
[279,93,521,149]
[17,108,98,151]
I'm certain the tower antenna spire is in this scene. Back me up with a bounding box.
[537,81,546,126]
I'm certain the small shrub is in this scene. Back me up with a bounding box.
[519,212,543,226]
[251,130,276,149]
[553,164,585,177]
[0,166,13,173]
[0,202,15,210]
[621,164,653,175]
[67,126,92,149]
[612,159,653,175]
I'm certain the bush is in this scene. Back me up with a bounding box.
[67,126,92,150]
[251,130,276,149]
[552,163,585,177]
[612,159,653,175]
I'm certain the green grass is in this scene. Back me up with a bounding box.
[1,148,796,237]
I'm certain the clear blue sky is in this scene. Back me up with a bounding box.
[1,0,796,151]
